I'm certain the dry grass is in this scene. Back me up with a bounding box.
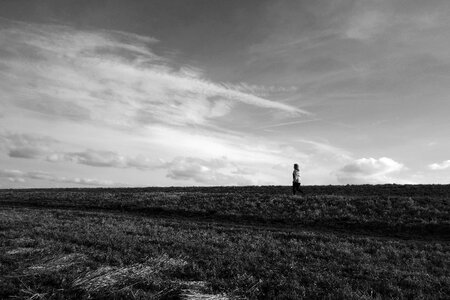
[72,265,153,293]
[70,255,233,299]
[181,291,230,300]
[177,280,207,289]
[6,247,43,255]
[165,281,232,300]
[27,253,88,274]
[146,253,188,270]
[72,254,188,293]
[11,237,35,247]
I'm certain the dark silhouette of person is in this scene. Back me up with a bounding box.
[292,163,304,195]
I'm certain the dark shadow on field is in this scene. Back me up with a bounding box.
[4,204,450,242]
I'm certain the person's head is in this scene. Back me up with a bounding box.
[294,163,299,170]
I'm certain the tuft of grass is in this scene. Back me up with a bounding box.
[28,253,88,274]
[72,254,188,293]
[181,290,230,300]
[7,247,44,255]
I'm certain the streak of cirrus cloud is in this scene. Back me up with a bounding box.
[0,18,306,131]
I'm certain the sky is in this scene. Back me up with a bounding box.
[1,0,450,188]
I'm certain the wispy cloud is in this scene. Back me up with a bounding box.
[0,168,116,186]
[341,0,447,41]
[256,118,321,130]
[223,82,299,98]
[164,157,253,186]
[345,10,389,40]
[0,18,304,132]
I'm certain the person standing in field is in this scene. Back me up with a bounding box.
[292,163,304,195]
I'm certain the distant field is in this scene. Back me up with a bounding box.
[1,185,449,299]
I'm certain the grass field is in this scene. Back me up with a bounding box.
[1,185,449,299]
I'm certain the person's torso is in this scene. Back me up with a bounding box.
[293,169,300,182]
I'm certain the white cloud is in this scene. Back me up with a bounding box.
[0,168,115,186]
[336,157,405,184]
[429,160,450,170]
[142,125,296,165]
[297,139,351,161]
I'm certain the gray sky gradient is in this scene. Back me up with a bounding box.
[1,0,449,187]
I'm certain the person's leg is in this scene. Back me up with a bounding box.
[294,182,301,195]
[294,182,304,195]
[292,182,296,195]
[299,184,305,195]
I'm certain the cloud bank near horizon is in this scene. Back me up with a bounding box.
[0,168,116,186]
